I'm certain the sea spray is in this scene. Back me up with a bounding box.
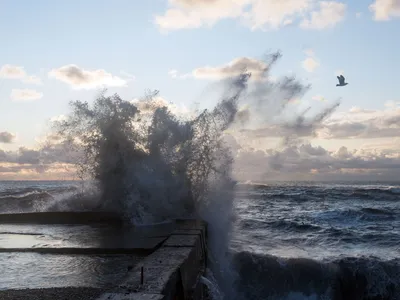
[49,52,339,299]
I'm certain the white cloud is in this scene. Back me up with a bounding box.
[168,69,193,79]
[369,0,400,21]
[300,1,347,29]
[0,65,42,85]
[302,48,320,72]
[0,132,15,144]
[193,57,267,80]
[155,0,347,31]
[168,69,179,78]
[120,71,136,81]
[242,0,314,30]
[155,0,249,31]
[0,65,26,79]
[48,65,127,89]
[384,100,400,108]
[302,57,320,72]
[10,89,43,101]
[22,75,43,85]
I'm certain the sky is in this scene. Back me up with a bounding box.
[0,0,400,181]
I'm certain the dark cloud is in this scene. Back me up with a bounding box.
[0,137,80,178]
[0,131,15,143]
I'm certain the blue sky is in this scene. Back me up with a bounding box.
[1,0,400,180]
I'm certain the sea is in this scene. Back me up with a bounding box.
[0,180,399,299]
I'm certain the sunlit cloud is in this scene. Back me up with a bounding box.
[49,64,128,89]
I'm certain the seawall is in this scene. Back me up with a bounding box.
[0,213,208,300]
[97,219,208,300]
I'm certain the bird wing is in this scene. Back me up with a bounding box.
[337,76,341,82]
[338,75,345,84]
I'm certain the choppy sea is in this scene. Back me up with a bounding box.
[0,180,399,299]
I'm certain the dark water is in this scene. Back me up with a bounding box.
[1,180,399,299]
[232,182,400,300]
[0,181,80,213]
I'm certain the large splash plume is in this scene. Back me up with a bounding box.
[50,52,339,299]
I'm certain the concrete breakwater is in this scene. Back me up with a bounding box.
[0,213,208,300]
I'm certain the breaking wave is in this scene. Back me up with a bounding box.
[233,251,400,300]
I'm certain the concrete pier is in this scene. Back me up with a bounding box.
[97,220,207,300]
[0,213,208,300]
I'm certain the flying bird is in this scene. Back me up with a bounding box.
[336,75,348,87]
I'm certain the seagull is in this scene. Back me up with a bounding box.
[336,75,348,87]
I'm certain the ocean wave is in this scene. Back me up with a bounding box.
[243,184,400,202]
[240,218,322,232]
[232,251,400,300]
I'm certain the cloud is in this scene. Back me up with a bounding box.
[0,137,82,179]
[300,1,347,29]
[241,0,315,30]
[155,0,347,31]
[369,0,400,21]
[119,71,136,81]
[233,142,400,182]
[0,64,42,85]
[240,103,400,140]
[193,57,268,80]
[48,65,127,89]
[168,69,192,79]
[155,0,248,31]
[10,89,43,101]
[22,75,43,85]
[0,64,26,79]
[302,57,320,72]
[302,49,320,72]
[0,132,15,144]
[168,69,179,78]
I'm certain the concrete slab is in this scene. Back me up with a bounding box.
[162,235,198,247]
[171,229,202,235]
[174,220,207,233]
[1,236,167,254]
[0,212,123,225]
[138,247,193,266]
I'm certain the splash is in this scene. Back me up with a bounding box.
[50,52,336,298]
